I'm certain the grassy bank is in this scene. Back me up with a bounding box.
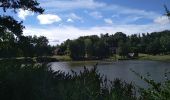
[48,54,170,62]
[138,54,170,62]
[1,54,170,63]
[51,55,72,61]
[0,57,59,63]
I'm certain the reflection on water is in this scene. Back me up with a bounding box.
[50,60,170,87]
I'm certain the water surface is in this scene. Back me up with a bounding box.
[50,60,170,87]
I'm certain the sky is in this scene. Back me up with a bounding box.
[1,0,170,45]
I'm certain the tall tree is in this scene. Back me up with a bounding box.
[0,0,44,58]
[164,5,170,18]
[69,39,85,60]
[0,0,44,13]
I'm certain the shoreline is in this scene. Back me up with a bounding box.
[0,54,170,63]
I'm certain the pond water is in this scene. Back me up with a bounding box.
[50,60,170,87]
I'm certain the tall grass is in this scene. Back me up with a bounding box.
[0,60,170,100]
[0,61,136,100]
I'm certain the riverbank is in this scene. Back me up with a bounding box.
[138,54,170,62]
[52,54,170,62]
[1,54,170,63]
[0,57,59,63]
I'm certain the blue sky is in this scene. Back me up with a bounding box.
[1,0,170,45]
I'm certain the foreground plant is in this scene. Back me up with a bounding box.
[0,61,136,100]
[131,69,170,100]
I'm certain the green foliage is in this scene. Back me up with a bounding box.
[118,40,130,59]
[0,0,51,58]
[131,69,170,100]
[69,39,85,60]
[164,5,170,17]
[1,61,170,100]
[0,35,54,58]
[0,61,136,100]
[58,30,170,60]
[0,16,24,37]
[0,0,44,13]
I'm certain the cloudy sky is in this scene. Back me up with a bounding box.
[2,0,170,45]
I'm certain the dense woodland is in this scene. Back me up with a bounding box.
[57,30,170,60]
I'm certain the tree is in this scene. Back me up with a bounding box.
[0,16,24,38]
[118,40,130,59]
[69,39,85,60]
[84,38,93,58]
[160,36,170,54]
[94,39,110,59]
[18,36,34,57]
[0,0,44,39]
[33,36,50,56]
[164,5,170,18]
[114,32,127,47]
[0,0,44,13]
[0,0,44,58]
[146,38,161,55]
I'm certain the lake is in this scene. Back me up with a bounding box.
[50,60,170,87]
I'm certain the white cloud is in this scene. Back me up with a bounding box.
[117,16,142,24]
[18,9,34,20]
[41,0,105,10]
[154,16,170,25]
[40,0,160,22]
[104,18,113,24]
[112,14,119,18]
[89,11,103,19]
[66,13,83,23]
[37,14,62,24]
[105,5,160,20]
[67,18,74,23]
[23,23,170,45]
[69,13,82,20]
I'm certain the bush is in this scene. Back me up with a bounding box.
[1,61,170,100]
[131,69,170,100]
[0,62,136,100]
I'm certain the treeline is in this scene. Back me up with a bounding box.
[0,16,54,58]
[0,34,54,58]
[57,30,170,60]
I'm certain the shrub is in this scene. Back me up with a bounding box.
[0,62,136,100]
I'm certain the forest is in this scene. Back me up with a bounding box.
[57,30,170,60]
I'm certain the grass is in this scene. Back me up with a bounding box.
[51,55,72,61]
[138,54,170,62]
[1,54,170,63]
[51,55,118,62]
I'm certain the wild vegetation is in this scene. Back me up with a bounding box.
[0,61,136,100]
[0,61,170,100]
